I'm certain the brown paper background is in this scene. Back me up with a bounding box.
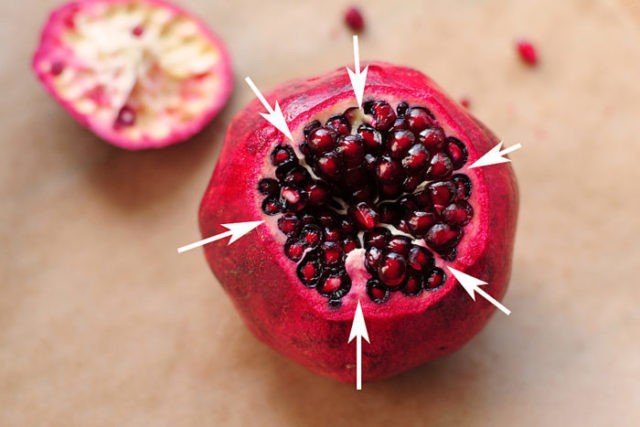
[2,0,640,425]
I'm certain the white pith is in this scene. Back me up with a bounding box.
[37,1,224,142]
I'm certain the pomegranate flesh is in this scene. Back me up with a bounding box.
[199,62,518,382]
[32,0,233,149]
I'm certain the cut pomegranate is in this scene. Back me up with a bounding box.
[32,0,233,149]
[200,62,519,382]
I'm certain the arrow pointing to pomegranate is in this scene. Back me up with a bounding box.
[469,141,522,169]
[348,300,370,390]
[346,35,368,108]
[177,221,264,254]
[244,76,294,142]
[447,267,511,315]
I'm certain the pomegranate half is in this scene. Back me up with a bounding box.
[199,62,518,382]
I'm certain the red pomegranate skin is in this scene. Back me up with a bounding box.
[199,62,518,382]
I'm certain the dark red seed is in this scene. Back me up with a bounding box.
[403,274,422,296]
[388,130,415,159]
[261,197,281,215]
[283,167,311,187]
[299,224,323,248]
[284,239,306,261]
[318,272,351,298]
[413,190,432,208]
[307,127,337,153]
[398,195,418,212]
[300,213,315,225]
[367,279,389,303]
[365,247,383,272]
[407,245,434,271]
[344,167,369,189]
[363,153,377,172]
[425,267,446,290]
[338,135,365,167]
[378,252,407,287]
[425,223,461,250]
[426,152,454,179]
[427,181,456,207]
[358,125,383,151]
[353,186,375,202]
[364,227,390,249]
[405,107,434,133]
[317,152,342,179]
[402,144,430,172]
[321,241,343,265]
[380,183,402,198]
[403,175,421,193]
[306,182,330,205]
[387,236,412,256]
[116,105,136,127]
[271,144,295,166]
[397,219,410,233]
[442,201,474,226]
[370,101,397,131]
[379,202,402,224]
[390,118,409,131]
[516,39,538,66]
[297,254,322,287]
[303,120,321,137]
[257,178,280,196]
[407,211,438,236]
[418,127,445,150]
[326,115,351,135]
[324,226,341,242]
[396,102,409,116]
[280,187,301,204]
[349,202,378,229]
[131,25,144,37]
[50,60,65,76]
[316,210,336,227]
[343,236,360,253]
[376,157,403,184]
[445,137,468,170]
[452,174,472,200]
[277,213,300,235]
[339,218,355,235]
[344,6,365,32]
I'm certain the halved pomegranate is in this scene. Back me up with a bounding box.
[199,62,518,382]
[32,0,233,149]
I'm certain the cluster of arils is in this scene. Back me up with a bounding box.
[258,100,474,304]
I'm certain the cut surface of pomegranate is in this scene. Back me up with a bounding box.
[32,0,233,149]
[200,62,518,382]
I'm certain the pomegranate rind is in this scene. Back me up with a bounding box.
[199,62,518,382]
[32,0,233,149]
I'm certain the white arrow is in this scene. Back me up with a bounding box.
[244,77,293,142]
[447,267,511,315]
[469,141,522,169]
[346,35,368,108]
[177,221,264,253]
[348,300,370,390]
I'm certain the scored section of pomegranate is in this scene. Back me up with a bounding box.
[32,0,233,149]
[257,100,473,306]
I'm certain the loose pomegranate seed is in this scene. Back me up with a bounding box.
[516,39,538,66]
[131,25,144,37]
[344,6,365,32]
[378,252,407,287]
[367,279,389,303]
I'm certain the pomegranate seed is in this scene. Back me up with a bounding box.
[376,157,403,184]
[324,226,341,242]
[390,118,409,131]
[278,213,300,235]
[426,152,453,179]
[380,183,402,198]
[418,127,445,150]
[364,227,390,249]
[388,130,415,159]
[116,105,136,127]
[425,223,461,250]
[131,25,144,37]
[281,187,301,204]
[407,211,438,236]
[307,127,337,153]
[445,137,468,170]
[271,144,295,166]
[297,255,322,287]
[378,252,407,287]
[460,97,471,109]
[405,107,434,133]
[378,203,402,224]
[451,174,472,200]
[413,190,432,208]
[344,6,365,32]
[321,241,343,265]
[303,120,321,137]
[387,236,411,256]
[369,101,396,131]
[50,60,65,76]
[343,236,360,253]
[338,135,365,167]
[353,186,375,202]
[396,102,409,116]
[262,197,281,215]
[403,274,422,296]
[365,247,383,272]
[407,245,434,271]
[318,273,350,298]
[358,125,383,151]
[349,202,378,229]
[257,178,280,196]
[402,144,430,172]
[340,218,355,234]
[284,239,306,261]
[516,39,538,66]
[427,181,456,207]
[425,267,446,290]
[402,175,421,193]
[317,210,336,227]
[300,224,323,248]
[306,182,330,205]
[284,167,311,187]
[326,115,351,135]
[442,201,474,226]
[317,152,343,179]
[367,279,389,303]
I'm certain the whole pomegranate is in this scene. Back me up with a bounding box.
[199,62,518,382]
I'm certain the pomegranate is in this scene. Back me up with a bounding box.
[516,39,539,66]
[199,62,518,382]
[32,0,233,149]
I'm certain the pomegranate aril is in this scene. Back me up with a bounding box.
[397,219,410,233]
[278,213,301,236]
[321,241,344,265]
[396,102,409,116]
[405,107,434,133]
[365,246,383,272]
[376,157,403,184]
[379,202,402,224]
[427,181,456,207]
[262,197,282,215]
[317,152,343,179]
[425,223,462,251]
[284,239,306,261]
[326,115,351,135]
[307,127,337,153]
[300,224,323,248]
[378,252,407,287]
[343,236,360,253]
[364,227,390,249]
[306,182,330,205]
[297,254,322,287]
[407,245,434,271]
[414,190,432,209]
[403,175,421,193]
[344,6,365,32]
[425,267,446,290]
[452,174,472,201]
[324,226,341,242]
[388,130,415,159]
[300,213,315,225]
[442,201,474,226]
[353,186,375,202]
[369,101,397,131]
[316,210,336,227]
[258,178,280,196]
[367,279,389,303]
[389,118,408,131]
[281,187,301,205]
[407,211,438,236]
[358,125,383,151]
[381,182,402,198]
[271,144,295,166]
[387,236,412,256]
[317,271,351,299]
[343,167,369,189]
[115,105,136,127]
[303,120,321,137]
[403,274,422,296]
[349,202,378,230]
[426,152,454,180]
[445,137,468,170]
[338,135,365,167]
[339,218,355,235]
[402,144,430,172]
[398,195,419,212]
[418,127,445,150]
[516,39,538,66]
[363,153,377,172]
[283,167,311,187]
